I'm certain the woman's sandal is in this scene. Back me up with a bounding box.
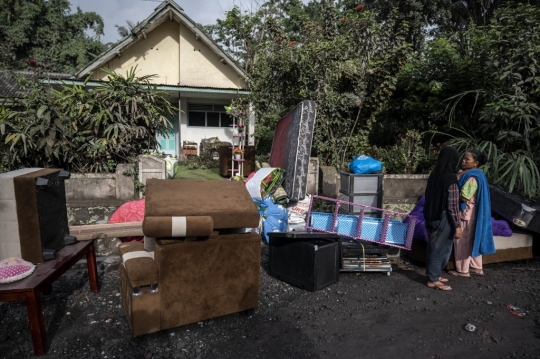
[447,270,470,277]
[427,281,452,291]
[470,269,484,276]
[439,277,449,283]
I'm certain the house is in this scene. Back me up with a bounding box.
[0,72,23,105]
[0,70,73,105]
[69,0,252,156]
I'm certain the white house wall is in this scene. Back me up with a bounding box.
[179,97,240,154]
[85,11,249,157]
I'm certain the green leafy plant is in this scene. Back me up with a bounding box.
[432,129,540,198]
[229,3,411,168]
[1,66,176,172]
[369,130,437,174]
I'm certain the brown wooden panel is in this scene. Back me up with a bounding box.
[219,145,255,177]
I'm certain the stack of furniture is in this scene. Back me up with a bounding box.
[337,172,390,274]
[117,179,261,336]
[307,194,417,275]
[0,167,99,356]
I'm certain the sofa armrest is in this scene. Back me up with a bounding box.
[118,241,158,290]
[142,215,213,238]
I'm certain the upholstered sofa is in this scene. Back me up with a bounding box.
[117,179,261,336]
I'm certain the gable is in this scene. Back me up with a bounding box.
[178,22,245,89]
[80,1,246,90]
[91,20,180,85]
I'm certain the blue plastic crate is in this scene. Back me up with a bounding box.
[310,212,408,246]
[310,212,334,232]
[336,214,359,236]
[384,220,408,245]
[359,217,383,241]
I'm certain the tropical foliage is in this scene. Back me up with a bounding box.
[208,0,540,197]
[216,3,411,167]
[0,0,107,72]
[0,67,176,172]
[1,0,539,198]
[374,3,540,197]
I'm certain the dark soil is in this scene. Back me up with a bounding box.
[1,245,539,359]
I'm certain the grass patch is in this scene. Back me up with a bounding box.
[173,165,224,181]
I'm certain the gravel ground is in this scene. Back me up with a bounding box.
[1,244,539,359]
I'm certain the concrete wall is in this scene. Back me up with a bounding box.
[65,157,167,206]
[66,158,426,210]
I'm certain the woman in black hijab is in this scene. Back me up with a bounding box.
[423,146,462,290]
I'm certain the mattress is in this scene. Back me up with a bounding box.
[493,231,533,250]
[408,230,534,267]
[269,100,316,201]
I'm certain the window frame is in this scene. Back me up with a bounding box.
[187,104,232,128]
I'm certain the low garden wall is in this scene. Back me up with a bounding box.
[67,159,426,211]
[65,155,167,206]
[65,164,136,207]
[66,161,426,257]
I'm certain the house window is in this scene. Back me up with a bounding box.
[188,104,233,128]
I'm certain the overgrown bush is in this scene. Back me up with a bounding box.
[1,67,176,172]
[238,3,411,168]
[369,131,437,174]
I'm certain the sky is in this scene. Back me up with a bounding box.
[68,0,261,44]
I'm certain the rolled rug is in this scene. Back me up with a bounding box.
[271,186,289,206]
[143,216,214,238]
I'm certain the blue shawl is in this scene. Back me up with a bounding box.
[458,169,496,257]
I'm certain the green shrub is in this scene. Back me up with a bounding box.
[1,66,176,172]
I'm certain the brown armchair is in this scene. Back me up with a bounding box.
[118,179,261,336]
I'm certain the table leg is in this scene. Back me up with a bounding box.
[25,289,47,356]
[86,241,99,293]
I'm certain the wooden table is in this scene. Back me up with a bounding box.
[0,240,99,356]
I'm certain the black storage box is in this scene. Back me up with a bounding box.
[267,232,340,291]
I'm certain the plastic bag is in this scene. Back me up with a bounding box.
[245,167,285,200]
[254,197,288,243]
[348,155,382,174]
